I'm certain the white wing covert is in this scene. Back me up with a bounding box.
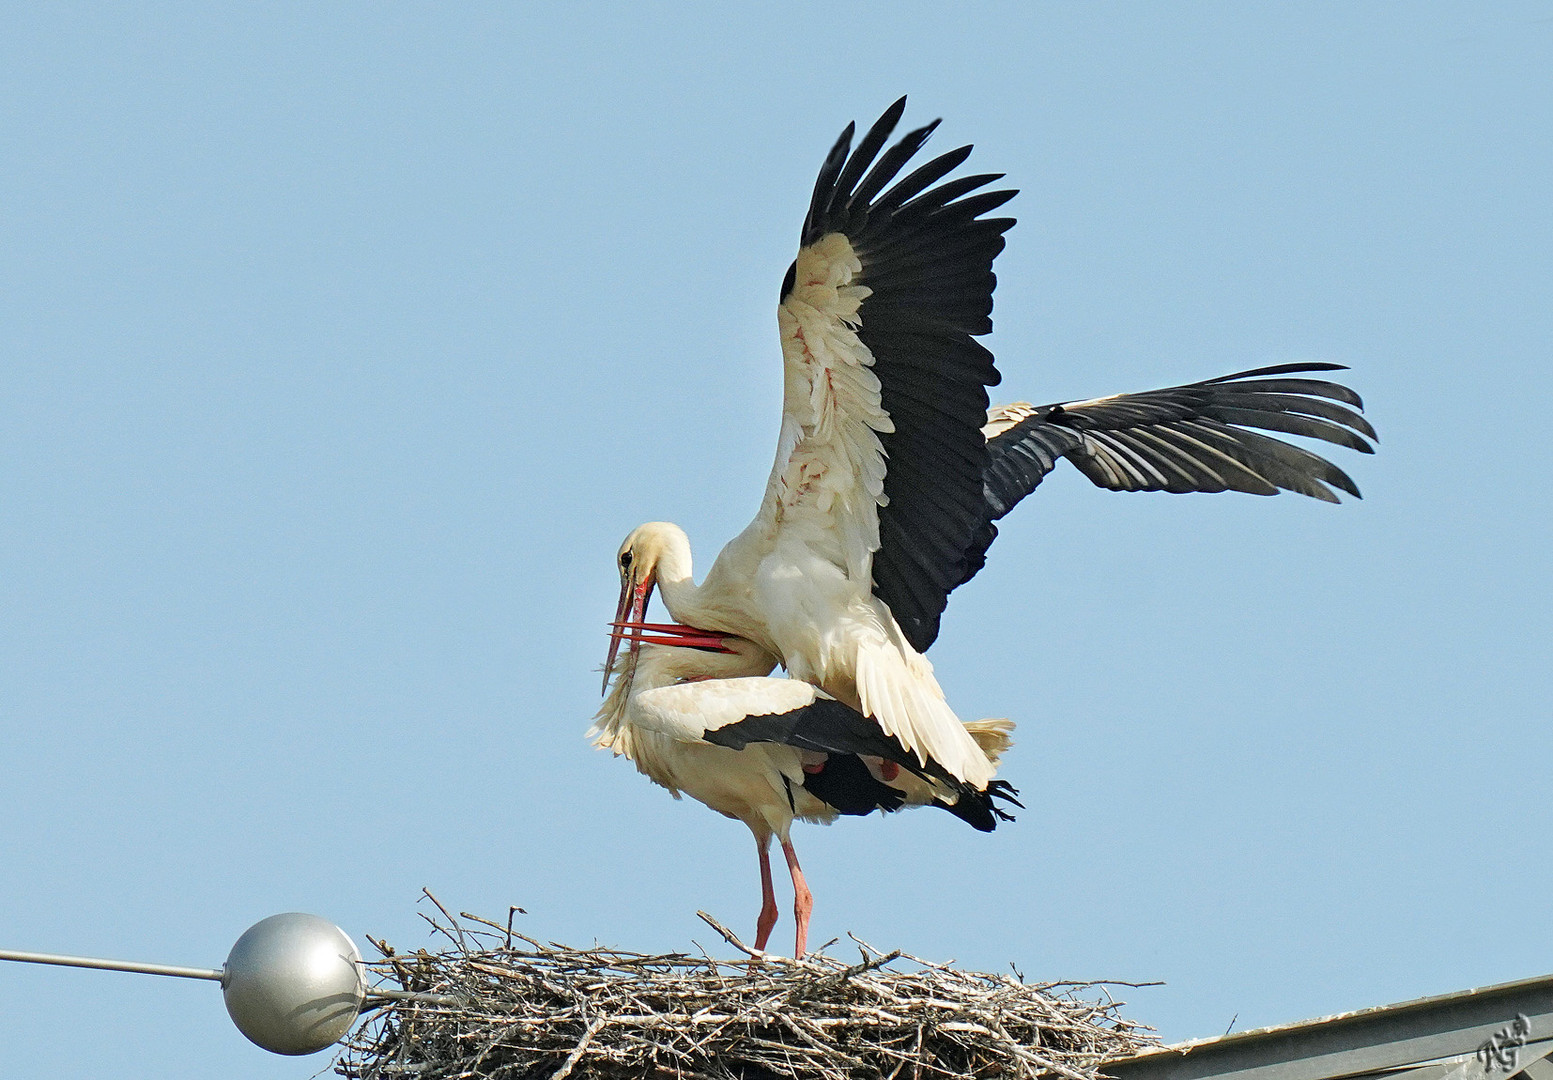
[632,678,820,743]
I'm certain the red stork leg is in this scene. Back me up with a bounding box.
[782,838,813,958]
[753,833,779,952]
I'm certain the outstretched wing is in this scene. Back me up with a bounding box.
[755,97,1015,639]
[896,362,1376,651]
[985,361,1374,510]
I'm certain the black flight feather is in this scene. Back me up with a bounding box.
[790,99,1016,654]
[702,695,1015,829]
[791,108,1373,655]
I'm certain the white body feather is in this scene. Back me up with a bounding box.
[590,644,838,839]
[642,233,999,788]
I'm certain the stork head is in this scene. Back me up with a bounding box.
[616,522,690,586]
[610,523,678,640]
[603,522,725,693]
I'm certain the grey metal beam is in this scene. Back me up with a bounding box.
[1433,1034,1550,1080]
[1106,975,1553,1080]
[1518,1052,1553,1080]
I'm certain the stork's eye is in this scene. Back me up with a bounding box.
[620,552,633,569]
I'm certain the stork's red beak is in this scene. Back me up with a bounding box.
[602,568,736,694]
[610,620,737,652]
[602,567,655,694]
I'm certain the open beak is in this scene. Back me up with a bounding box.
[602,567,655,694]
[601,570,736,695]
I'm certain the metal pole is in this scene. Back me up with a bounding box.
[0,947,460,1005]
[0,948,225,982]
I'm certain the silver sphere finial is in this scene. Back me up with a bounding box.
[221,913,365,1055]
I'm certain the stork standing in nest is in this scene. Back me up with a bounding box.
[592,627,1015,957]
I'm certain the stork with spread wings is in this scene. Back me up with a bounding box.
[598,98,1373,954]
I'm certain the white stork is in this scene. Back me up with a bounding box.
[604,96,1374,884]
[591,628,1015,957]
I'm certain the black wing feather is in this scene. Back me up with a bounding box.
[828,98,907,221]
[914,363,1378,648]
[795,100,1016,656]
[703,696,1017,830]
[850,121,941,211]
[864,145,976,220]
[793,110,1373,656]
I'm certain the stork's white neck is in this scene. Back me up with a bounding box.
[659,551,751,638]
[636,520,761,645]
[648,525,708,624]
[651,530,693,589]
[657,572,703,622]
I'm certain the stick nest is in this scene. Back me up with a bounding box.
[335,897,1156,1080]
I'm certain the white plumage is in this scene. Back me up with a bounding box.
[598,98,1372,954]
[592,634,1014,957]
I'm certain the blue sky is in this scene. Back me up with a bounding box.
[3,3,1550,1076]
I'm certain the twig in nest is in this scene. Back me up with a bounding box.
[336,896,1158,1080]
